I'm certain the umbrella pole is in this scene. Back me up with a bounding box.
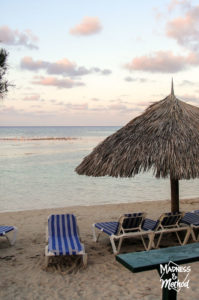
[170,178,179,213]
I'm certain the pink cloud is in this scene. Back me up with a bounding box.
[21,56,111,77]
[22,93,41,101]
[32,76,85,89]
[135,101,151,107]
[69,17,102,36]
[168,0,190,12]
[0,26,38,49]
[166,5,199,50]
[125,51,199,73]
[21,57,48,70]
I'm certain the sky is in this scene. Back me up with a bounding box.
[1,0,199,126]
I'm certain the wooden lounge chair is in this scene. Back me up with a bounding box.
[142,212,191,249]
[0,225,18,245]
[180,212,199,242]
[45,214,87,267]
[92,213,153,254]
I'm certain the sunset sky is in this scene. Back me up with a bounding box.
[1,0,199,125]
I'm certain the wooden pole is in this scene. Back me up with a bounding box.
[170,178,179,213]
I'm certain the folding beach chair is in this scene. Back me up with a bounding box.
[92,213,153,254]
[45,214,87,267]
[180,212,199,242]
[142,212,191,249]
[0,226,18,245]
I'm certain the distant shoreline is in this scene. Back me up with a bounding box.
[0,137,79,141]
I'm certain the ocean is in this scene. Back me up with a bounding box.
[0,126,199,212]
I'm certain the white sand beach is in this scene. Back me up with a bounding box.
[1,198,199,300]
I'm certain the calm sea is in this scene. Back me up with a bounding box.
[0,126,199,212]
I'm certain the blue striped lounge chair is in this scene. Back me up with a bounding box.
[0,225,18,245]
[92,213,153,254]
[180,212,199,242]
[45,214,87,267]
[142,212,191,249]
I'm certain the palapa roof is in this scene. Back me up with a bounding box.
[76,83,199,180]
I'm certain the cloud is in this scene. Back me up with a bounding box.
[32,76,85,89]
[91,97,100,101]
[20,57,48,70]
[178,93,199,105]
[134,101,152,107]
[69,17,102,36]
[168,0,191,12]
[108,104,129,111]
[22,93,41,101]
[21,56,112,77]
[0,26,38,49]
[124,76,148,82]
[31,104,42,108]
[100,69,112,75]
[124,76,136,82]
[166,5,199,50]
[179,79,195,86]
[125,50,199,73]
[65,103,88,110]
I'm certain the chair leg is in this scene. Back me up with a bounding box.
[117,237,123,253]
[82,253,88,267]
[45,246,49,267]
[140,232,155,251]
[191,227,197,241]
[110,236,118,255]
[194,228,199,241]
[11,227,17,245]
[92,225,97,241]
[92,225,101,242]
[147,232,155,250]
[175,231,182,245]
[6,227,18,246]
[156,232,163,248]
[140,235,148,250]
[182,227,192,245]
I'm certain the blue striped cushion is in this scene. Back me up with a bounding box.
[181,212,199,226]
[123,213,144,229]
[161,213,181,226]
[48,214,83,255]
[0,226,14,236]
[142,218,159,231]
[95,222,119,235]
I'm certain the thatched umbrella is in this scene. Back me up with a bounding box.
[76,81,199,212]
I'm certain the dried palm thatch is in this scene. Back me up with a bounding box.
[76,82,199,212]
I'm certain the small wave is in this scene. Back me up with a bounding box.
[0,137,79,141]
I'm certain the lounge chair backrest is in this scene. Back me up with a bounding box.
[158,212,184,229]
[48,214,82,254]
[118,213,146,234]
[181,212,199,226]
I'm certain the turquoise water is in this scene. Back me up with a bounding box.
[0,126,199,212]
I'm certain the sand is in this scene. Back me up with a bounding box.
[1,198,199,300]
